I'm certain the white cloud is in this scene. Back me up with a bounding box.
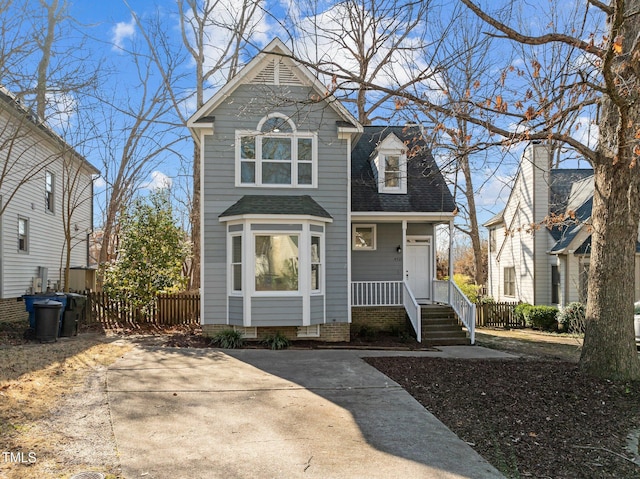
[45,91,76,130]
[93,175,106,189]
[111,16,136,51]
[141,171,172,190]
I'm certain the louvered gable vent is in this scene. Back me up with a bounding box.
[250,58,303,86]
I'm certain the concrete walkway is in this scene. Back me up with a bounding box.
[107,347,512,479]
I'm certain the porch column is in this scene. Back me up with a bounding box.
[402,220,407,283]
[448,219,454,303]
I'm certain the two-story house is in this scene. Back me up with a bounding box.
[188,39,469,344]
[485,141,640,307]
[0,86,98,321]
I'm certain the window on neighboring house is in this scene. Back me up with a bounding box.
[551,265,560,304]
[579,262,590,302]
[311,235,321,291]
[231,235,242,292]
[504,266,515,297]
[237,114,316,187]
[489,229,496,251]
[255,234,299,291]
[18,217,28,252]
[352,224,376,250]
[45,171,54,213]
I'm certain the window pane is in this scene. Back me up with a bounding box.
[262,137,291,160]
[261,117,292,133]
[262,162,291,184]
[241,136,255,159]
[241,161,255,183]
[255,235,299,291]
[298,163,312,185]
[311,264,319,291]
[298,138,312,161]
[311,236,320,263]
[233,265,242,291]
[354,227,373,249]
[232,236,242,263]
[386,155,399,170]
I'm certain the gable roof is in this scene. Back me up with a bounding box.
[351,126,456,213]
[187,38,361,135]
[0,85,99,175]
[549,169,594,215]
[219,195,332,220]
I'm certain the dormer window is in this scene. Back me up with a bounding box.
[371,133,407,194]
[236,113,317,187]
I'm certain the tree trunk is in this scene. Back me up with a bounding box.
[580,158,640,380]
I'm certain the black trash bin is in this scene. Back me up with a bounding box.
[34,300,63,343]
[61,293,86,337]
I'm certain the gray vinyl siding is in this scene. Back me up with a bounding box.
[352,223,403,281]
[0,112,95,298]
[202,83,349,326]
[251,297,303,326]
[407,224,433,236]
[228,296,243,325]
[310,295,324,324]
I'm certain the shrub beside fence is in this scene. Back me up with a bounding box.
[476,301,524,328]
[88,291,200,326]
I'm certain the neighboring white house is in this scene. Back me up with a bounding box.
[485,141,640,307]
[187,38,467,343]
[0,86,98,320]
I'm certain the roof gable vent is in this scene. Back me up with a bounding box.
[250,58,303,86]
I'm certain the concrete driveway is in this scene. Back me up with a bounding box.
[107,347,509,478]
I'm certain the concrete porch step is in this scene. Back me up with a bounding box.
[420,305,470,346]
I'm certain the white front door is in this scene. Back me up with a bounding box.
[405,236,432,302]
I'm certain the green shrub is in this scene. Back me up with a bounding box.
[514,303,533,325]
[558,302,586,334]
[211,328,245,349]
[262,331,291,350]
[527,306,559,331]
[353,324,378,339]
[453,274,481,304]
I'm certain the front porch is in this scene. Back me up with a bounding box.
[351,280,476,344]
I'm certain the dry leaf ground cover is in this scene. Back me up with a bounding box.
[0,318,131,478]
[367,329,640,479]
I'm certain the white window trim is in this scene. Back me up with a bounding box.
[18,216,29,253]
[235,113,318,188]
[504,266,516,297]
[45,170,55,214]
[352,224,377,251]
[377,150,407,194]
[226,220,325,298]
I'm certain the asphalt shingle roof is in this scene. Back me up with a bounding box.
[351,126,456,213]
[549,169,594,215]
[219,195,332,219]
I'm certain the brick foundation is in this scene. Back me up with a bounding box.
[0,298,28,323]
[351,306,408,333]
[202,322,350,342]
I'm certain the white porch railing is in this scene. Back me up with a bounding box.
[402,281,421,343]
[351,281,403,306]
[433,279,476,344]
[351,280,422,342]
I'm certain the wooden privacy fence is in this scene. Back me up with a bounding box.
[87,291,200,326]
[476,301,524,328]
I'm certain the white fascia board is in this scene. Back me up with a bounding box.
[219,214,333,224]
[350,212,455,223]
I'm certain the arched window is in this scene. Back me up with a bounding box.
[236,113,316,187]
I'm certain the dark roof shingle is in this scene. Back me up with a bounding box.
[219,195,332,219]
[351,126,456,213]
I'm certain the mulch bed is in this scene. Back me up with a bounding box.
[365,356,640,479]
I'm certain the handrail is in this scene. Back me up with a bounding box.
[402,281,421,342]
[448,280,476,344]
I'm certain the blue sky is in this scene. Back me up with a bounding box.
[21,0,599,236]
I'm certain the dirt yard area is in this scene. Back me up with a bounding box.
[0,319,131,478]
